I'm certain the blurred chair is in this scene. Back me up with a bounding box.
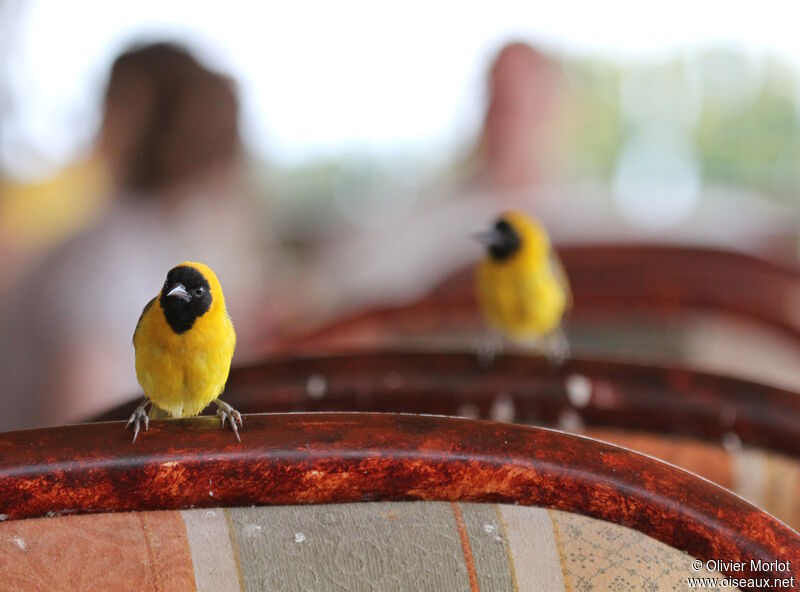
[273,243,800,390]
[1,413,795,589]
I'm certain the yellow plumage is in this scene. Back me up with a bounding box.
[130,261,239,441]
[476,211,570,344]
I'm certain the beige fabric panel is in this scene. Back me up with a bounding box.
[498,504,566,591]
[181,508,243,592]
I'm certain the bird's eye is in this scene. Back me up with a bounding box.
[192,287,205,298]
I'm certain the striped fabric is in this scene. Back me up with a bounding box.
[0,502,728,591]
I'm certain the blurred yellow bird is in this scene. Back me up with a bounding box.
[475,211,571,360]
[128,262,240,442]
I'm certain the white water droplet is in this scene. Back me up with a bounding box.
[294,532,306,543]
[306,374,327,400]
[558,409,585,432]
[566,374,592,408]
[489,394,515,423]
[722,432,743,453]
[12,536,26,551]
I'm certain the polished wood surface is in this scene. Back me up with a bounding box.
[97,352,800,459]
[0,413,797,586]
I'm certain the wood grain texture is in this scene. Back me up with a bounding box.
[268,244,800,352]
[97,352,800,459]
[0,413,797,589]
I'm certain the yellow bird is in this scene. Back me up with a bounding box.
[128,262,240,442]
[475,211,571,361]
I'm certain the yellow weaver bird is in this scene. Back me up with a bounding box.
[475,211,571,362]
[128,262,241,442]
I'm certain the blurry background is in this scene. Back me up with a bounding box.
[4,1,800,253]
[3,0,800,428]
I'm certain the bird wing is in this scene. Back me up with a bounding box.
[133,297,156,344]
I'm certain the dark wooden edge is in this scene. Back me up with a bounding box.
[97,352,800,459]
[0,413,797,587]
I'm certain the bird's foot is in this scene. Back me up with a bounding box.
[476,334,504,368]
[126,399,151,443]
[544,328,570,367]
[215,399,243,442]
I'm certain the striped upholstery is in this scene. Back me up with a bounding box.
[0,502,727,591]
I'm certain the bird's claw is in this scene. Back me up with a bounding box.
[215,400,243,442]
[544,328,570,367]
[476,334,504,368]
[126,400,151,443]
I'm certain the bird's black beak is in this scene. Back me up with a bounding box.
[473,228,505,249]
[474,220,522,261]
[166,283,191,302]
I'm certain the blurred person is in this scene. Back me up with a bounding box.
[0,40,237,291]
[0,41,277,431]
[471,41,564,194]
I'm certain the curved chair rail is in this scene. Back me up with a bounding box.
[0,413,798,585]
[98,352,800,459]
[274,244,800,352]
[438,244,800,336]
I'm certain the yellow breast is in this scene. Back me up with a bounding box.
[477,251,567,340]
[134,301,236,418]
